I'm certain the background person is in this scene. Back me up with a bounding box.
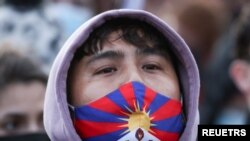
[0,47,47,136]
[229,4,250,124]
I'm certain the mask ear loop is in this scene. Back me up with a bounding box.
[68,104,76,126]
[180,93,187,124]
[68,104,75,111]
[178,94,186,134]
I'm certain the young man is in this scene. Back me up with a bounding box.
[44,9,200,141]
[0,48,47,136]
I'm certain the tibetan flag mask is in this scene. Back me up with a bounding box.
[69,81,185,141]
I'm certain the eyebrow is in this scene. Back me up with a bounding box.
[86,50,125,66]
[136,47,170,58]
[4,113,26,119]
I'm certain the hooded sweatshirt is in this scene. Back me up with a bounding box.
[44,9,200,141]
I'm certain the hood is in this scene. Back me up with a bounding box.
[44,9,200,141]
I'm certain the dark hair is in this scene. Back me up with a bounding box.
[0,49,47,91]
[67,17,179,103]
[72,17,173,61]
[235,6,250,62]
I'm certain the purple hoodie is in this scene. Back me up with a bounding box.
[44,9,200,141]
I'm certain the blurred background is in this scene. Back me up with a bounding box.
[0,0,250,139]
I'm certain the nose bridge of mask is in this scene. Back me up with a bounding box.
[70,81,184,141]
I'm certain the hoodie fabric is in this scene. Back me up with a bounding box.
[44,9,200,141]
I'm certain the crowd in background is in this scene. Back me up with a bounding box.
[0,0,250,138]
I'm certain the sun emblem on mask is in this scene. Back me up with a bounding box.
[119,101,156,134]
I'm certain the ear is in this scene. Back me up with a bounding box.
[229,60,250,94]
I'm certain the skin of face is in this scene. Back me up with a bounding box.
[0,81,45,136]
[69,32,180,106]
[230,60,250,109]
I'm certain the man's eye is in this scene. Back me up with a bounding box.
[142,64,161,71]
[94,67,117,75]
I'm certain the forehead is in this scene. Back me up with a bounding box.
[103,31,168,50]
[71,18,176,71]
[0,82,45,113]
[104,31,171,55]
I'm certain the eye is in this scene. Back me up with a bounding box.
[142,64,161,72]
[1,118,24,133]
[94,67,117,75]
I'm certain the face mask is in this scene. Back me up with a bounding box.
[69,81,185,141]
